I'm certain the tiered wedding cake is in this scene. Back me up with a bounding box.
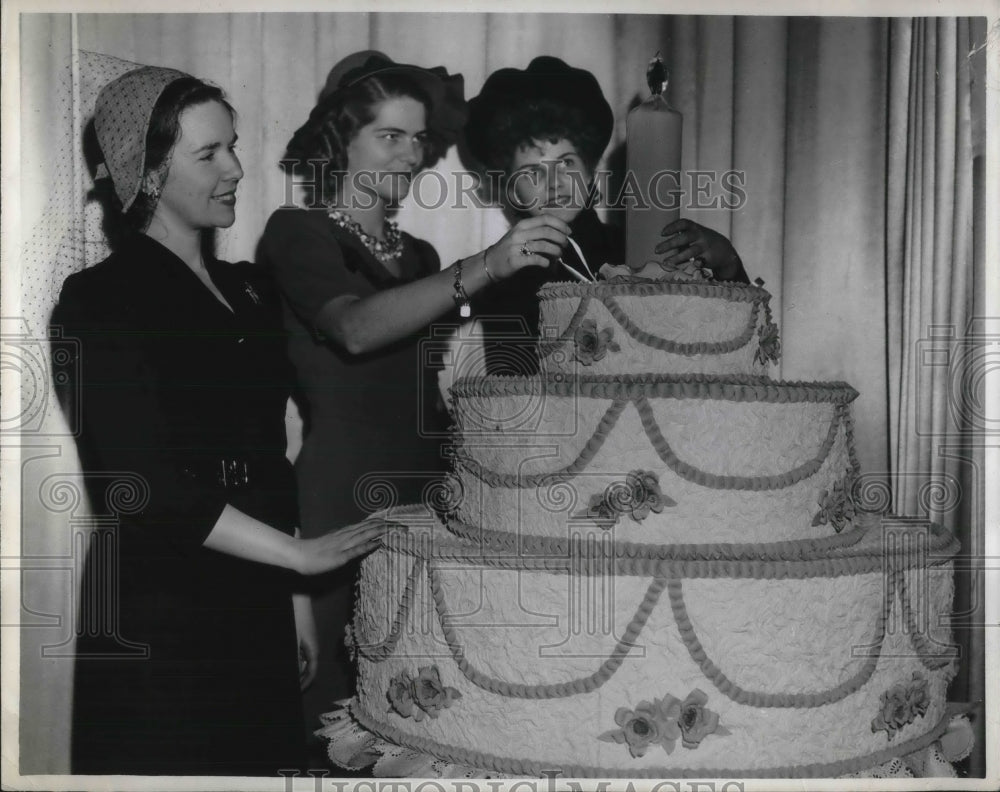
[323,270,968,778]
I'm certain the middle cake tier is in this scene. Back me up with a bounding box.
[448,374,861,546]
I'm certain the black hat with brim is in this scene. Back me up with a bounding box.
[464,56,614,168]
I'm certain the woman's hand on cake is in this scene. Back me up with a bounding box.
[484,214,572,280]
[294,520,385,575]
[654,219,743,281]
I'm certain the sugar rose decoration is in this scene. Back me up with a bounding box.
[755,320,781,365]
[387,665,461,721]
[659,257,714,281]
[599,697,682,758]
[625,470,671,521]
[871,673,930,740]
[599,689,730,758]
[573,318,620,366]
[677,688,731,748]
[581,470,675,530]
[812,470,857,533]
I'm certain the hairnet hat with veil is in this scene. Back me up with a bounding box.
[20,53,190,430]
[93,65,191,211]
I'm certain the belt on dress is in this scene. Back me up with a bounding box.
[183,454,287,490]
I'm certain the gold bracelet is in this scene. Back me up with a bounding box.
[482,251,498,284]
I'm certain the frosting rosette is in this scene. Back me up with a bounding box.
[387,665,462,721]
[872,673,930,740]
[678,688,731,748]
[573,318,620,365]
[598,696,683,758]
[598,689,731,758]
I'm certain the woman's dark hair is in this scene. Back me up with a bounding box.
[283,72,440,206]
[479,96,608,175]
[102,77,234,232]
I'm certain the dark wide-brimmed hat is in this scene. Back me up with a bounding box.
[464,56,614,168]
[317,50,467,146]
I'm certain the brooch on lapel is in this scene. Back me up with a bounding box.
[243,282,262,305]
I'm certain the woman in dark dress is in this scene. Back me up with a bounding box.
[464,56,752,375]
[260,51,576,746]
[54,66,382,776]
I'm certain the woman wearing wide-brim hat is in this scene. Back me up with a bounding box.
[464,55,750,376]
[260,51,575,745]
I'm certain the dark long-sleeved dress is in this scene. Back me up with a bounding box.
[54,232,306,775]
[260,207,448,743]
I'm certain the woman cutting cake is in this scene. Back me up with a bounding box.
[260,50,575,748]
[464,56,751,375]
[264,51,753,755]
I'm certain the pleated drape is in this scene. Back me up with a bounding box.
[887,18,976,523]
[885,17,986,775]
[14,11,986,775]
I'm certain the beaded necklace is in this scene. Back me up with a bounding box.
[326,208,404,269]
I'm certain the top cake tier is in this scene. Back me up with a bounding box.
[536,279,778,377]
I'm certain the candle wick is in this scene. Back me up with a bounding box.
[646,53,669,98]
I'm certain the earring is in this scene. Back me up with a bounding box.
[141,168,165,202]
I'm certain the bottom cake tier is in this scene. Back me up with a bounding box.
[341,505,961,778]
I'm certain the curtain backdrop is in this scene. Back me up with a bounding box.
[884,16,988,772]
[13,11,987,776]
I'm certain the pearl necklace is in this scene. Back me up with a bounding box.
[326,208,404,269]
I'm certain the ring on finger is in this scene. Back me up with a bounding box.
[519,242,532,257]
